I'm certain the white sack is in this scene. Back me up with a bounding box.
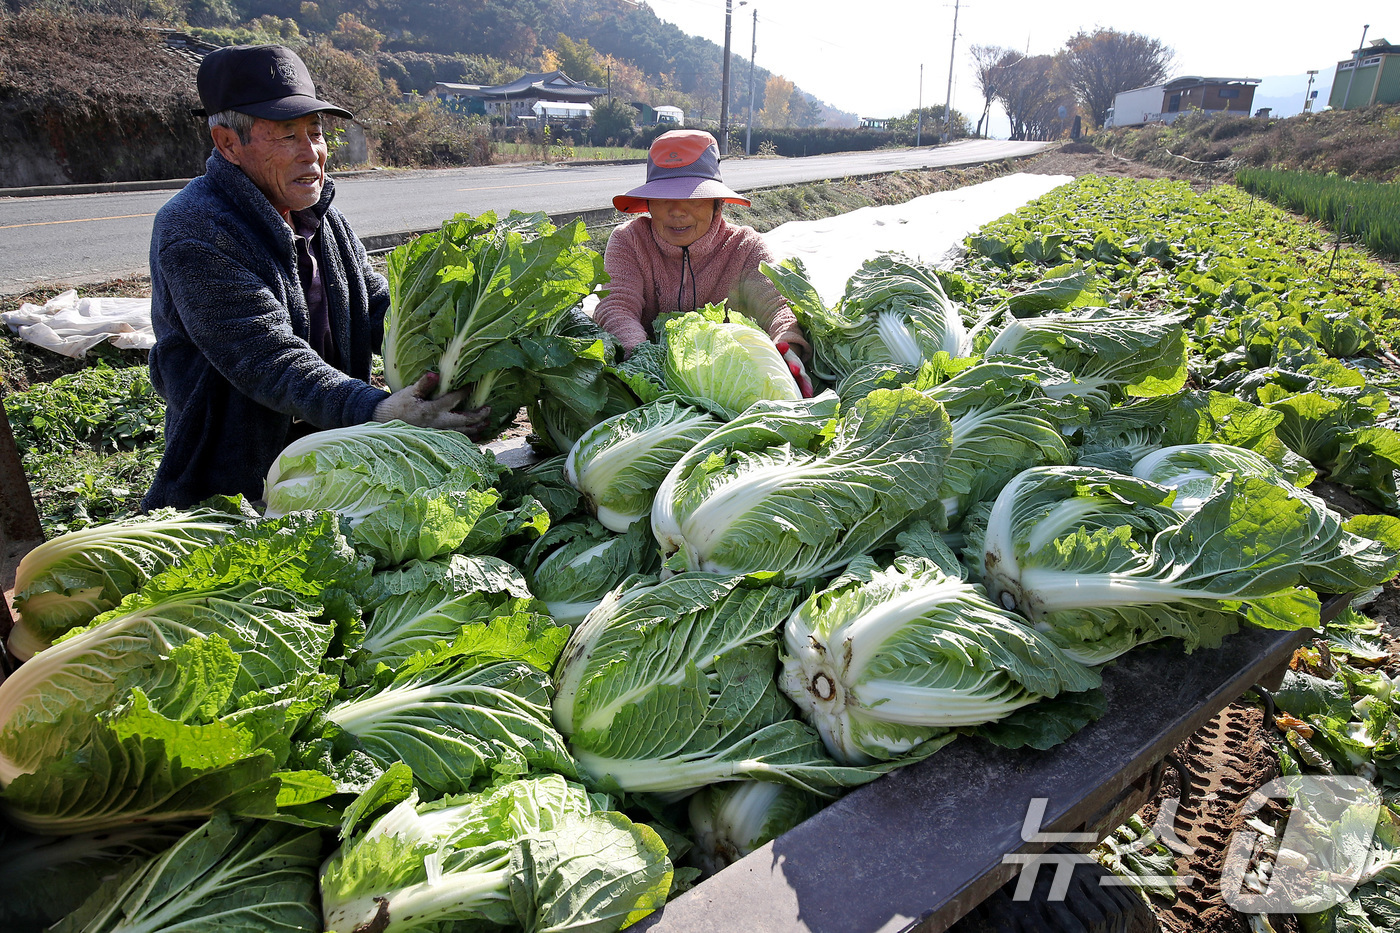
[2,289,155,358]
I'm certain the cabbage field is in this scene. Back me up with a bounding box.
[4,172,1400,932]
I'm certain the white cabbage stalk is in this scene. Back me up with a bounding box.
[1132,443,1302,514]
[564,399,720,532]
[779,558,1097,764]
[688,781,818,876]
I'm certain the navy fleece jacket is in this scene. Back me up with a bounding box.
[144,151,389,510]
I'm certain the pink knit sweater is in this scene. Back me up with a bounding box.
[594,212,808,356]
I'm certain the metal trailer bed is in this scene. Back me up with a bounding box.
[0,420,1336,932]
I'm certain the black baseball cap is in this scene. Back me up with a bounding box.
[194,44,353,120]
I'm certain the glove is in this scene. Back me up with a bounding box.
[373,372,492,438]
[776,341,814,398]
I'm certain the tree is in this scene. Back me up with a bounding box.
[992,54,1067,141]
[792,93,826,128]
[757,74,793,128]
[600,55,649,102]
[591,97,637,143]
[554,33,607,86]
[893,105,971,139]
[330,13,383,54]
[969,44,1011,138]
[1059,28,1173,128]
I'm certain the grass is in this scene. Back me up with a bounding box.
[1093,103,1400,182]
[1235,167,1400,261]
[493,142,649,163]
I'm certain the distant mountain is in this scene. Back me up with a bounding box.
[1251,72,1334,118]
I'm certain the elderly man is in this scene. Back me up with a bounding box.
[144,44,485,510]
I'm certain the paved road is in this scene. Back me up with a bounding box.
[0,139,1049,296]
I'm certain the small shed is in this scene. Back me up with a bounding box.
[1329,39,1400,109]
[1105,76,1260,128]
[531,101,594,123]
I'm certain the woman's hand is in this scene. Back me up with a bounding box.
[776,341,814,398]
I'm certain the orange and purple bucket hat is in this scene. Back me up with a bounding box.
[613,130,751,214]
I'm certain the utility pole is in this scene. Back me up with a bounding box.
[1303,69,1317,113]
[718,0,738,155]
[1341,24,1369,110]
[916,64,924,147]
[942,0,960,143]
[746,8,758,155]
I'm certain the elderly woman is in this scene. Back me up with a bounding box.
[594,130,811,390]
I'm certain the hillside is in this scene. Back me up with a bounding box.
[0,15,210,187]
[1093,103,1400,182]
[0,0,856,186]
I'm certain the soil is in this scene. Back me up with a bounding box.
[1020,146,1215,190]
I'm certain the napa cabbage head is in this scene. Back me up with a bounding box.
[688,781,819,877]
[552,573,915,797]
[52,812,323,933]
[263,421,499,523]
[356,555,540,673]
[319,614,575,797]
[1132,443,1313,514]
[9,500,252,661]
[1075,390,1313,478]
[972,465,1364,665]
[320,774,671,933]
[981,306,1189,405]
[565,397,721,532]
[762,253,969,384]
[262,420,521,567]
[0,512,366,834]
[517,519,660,628]
[779,556,1099,764]
[383,210,605,439]
[662,310,801,418]
[651,388,952,583]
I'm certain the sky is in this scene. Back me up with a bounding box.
[640,0,1388,134]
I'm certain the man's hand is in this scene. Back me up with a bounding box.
[776,341,814,398]
[373,372,491,438]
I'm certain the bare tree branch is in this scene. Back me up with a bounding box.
[1059,28,1174,129]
